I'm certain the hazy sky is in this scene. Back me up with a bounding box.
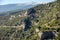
[0,0,55,5]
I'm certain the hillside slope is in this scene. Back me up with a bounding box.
[0,0,60,40]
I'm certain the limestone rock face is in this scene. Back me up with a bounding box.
[56,12,60,18]
[38,32,43,39]
[35,28,39,32]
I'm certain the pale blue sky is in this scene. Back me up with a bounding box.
[0,0,55,5]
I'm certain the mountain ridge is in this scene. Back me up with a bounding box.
[0,3,37,13]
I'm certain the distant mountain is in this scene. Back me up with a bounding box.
[0,2,37,12]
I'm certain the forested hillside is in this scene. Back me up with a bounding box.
[0,0,60,40]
